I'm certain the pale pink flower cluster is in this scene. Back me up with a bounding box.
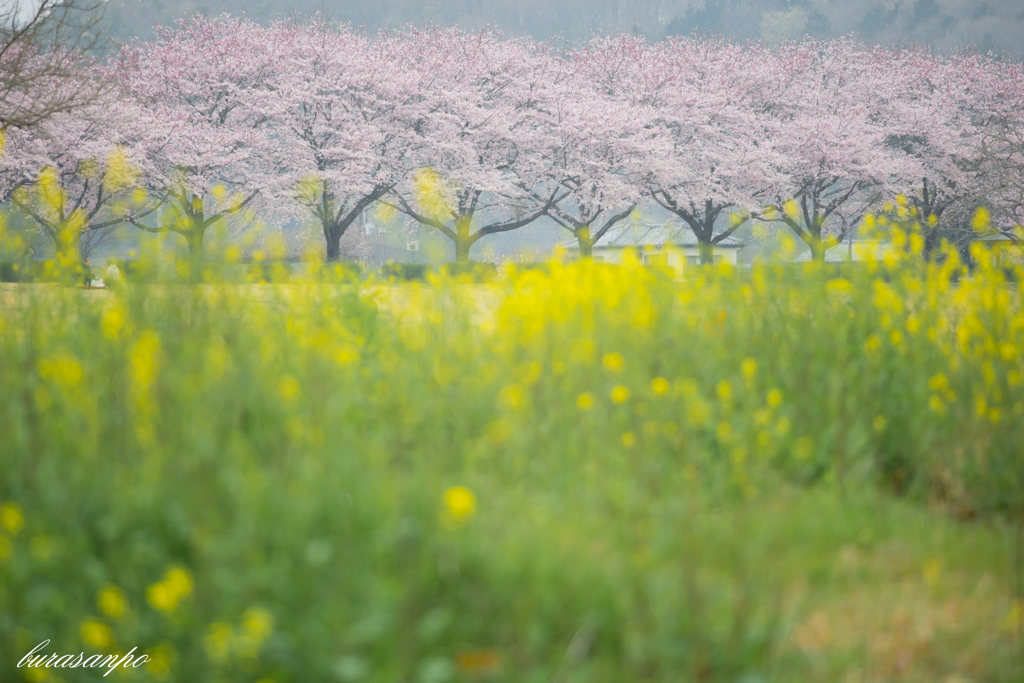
[2,15,1021,261]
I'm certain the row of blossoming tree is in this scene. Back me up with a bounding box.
[1,14,1023,267]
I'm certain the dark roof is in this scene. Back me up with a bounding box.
[560,223,745,250]
[977,233,1018,243]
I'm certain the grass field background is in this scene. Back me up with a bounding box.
[0,244,1022,682]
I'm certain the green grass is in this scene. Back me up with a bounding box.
[0,251,1021,682]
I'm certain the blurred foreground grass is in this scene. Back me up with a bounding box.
[1,246,1022,682]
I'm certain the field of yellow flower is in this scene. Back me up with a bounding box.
[0,244,1022,682]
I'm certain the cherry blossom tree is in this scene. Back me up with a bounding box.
[1,0,111,134]
[0,96,152,269]
[763,39,918,261]
[976,59,1024,242]
[269,22,426,261]
[867,46,999,254]
[114,15,296,269]
[644,36,781,265]
[540,36,657,258]
[387,28,564,264]
[73,24,1023,269]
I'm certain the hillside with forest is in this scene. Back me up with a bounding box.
[101,0,1024,58]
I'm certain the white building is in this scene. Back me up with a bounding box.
[558,223,745,266]
[790,239,899,263]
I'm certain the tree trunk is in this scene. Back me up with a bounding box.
[577,226,594,259]
[809,234,826,262]
[326,237,340,261]
[320,184,345,263]
[324,220,341,262]
[453,216,473,264]
[698,241,714,266]
[55,239,81,268]
[921,205,945,261]
[186,229,205,261]
[454,239,471,264]
[185,228,205,282]
[923,227,941,260]
[175,193,207,282]
[55,223,83,285]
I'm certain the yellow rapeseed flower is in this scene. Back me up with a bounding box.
[145,643,176,680]
[766,388,783,408]
[103,146,140,192]
[827,278,853,295]
[205,622,234,662]
[974,394,987,418]
[498,384,525,410]
[147,566,194,613]
[101,306,126,341]
[147,582,174,611]
[0,503,24,535]
[610,385,630,404]
[576,392,595,410]
[716,421,732,443]
[36,165,65,215]
[37,353,84,387]
[278,375,300,402]
[971,207,990,232]
[443,486,476,522]
[716,380,733,403]
[927,373,948,392]
[130,331,162,390]
[620,432,637,448]
[648,377,670,396]
[236,608,273,659]
[242,608,273,642]
[98,584,127,619]
[864,335,881,355]
[741,358,758,380]
[413,167,451,220]
[602,352,625,374]
[80,619,114,650]
[374,201,398,223]
[784,199,800,220]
